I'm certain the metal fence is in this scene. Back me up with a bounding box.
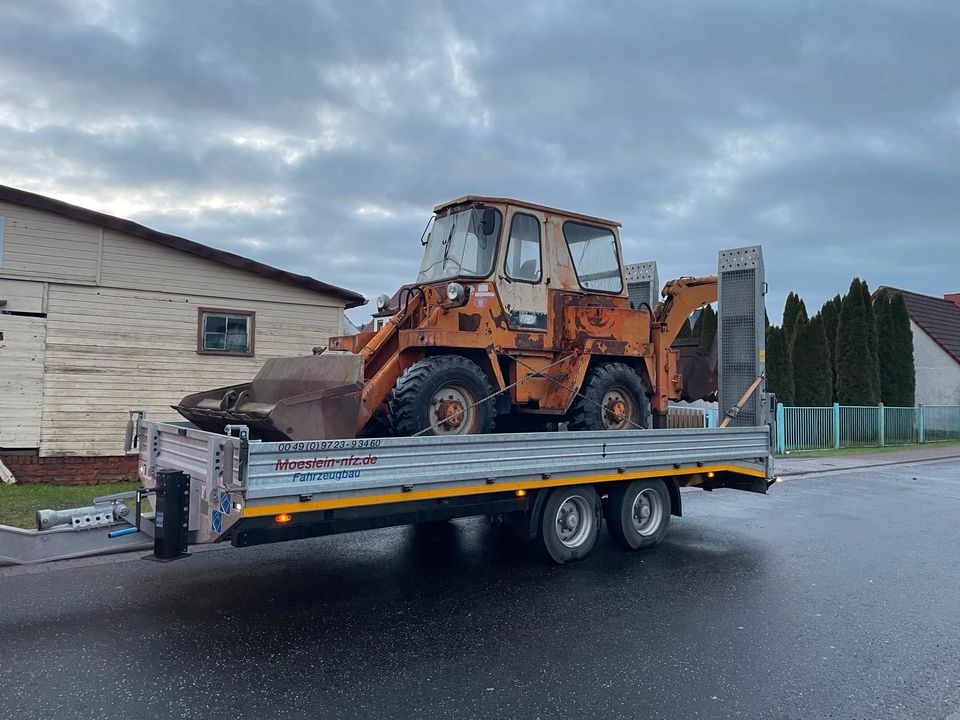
[782,406,835,451]
[925,405,960,442]
[775,403,960,453]
[667,404,719,429]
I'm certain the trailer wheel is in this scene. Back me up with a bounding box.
[538,485,600,564]
[606,479,671,550]
[568,363,650,431]
[390,355,496,436]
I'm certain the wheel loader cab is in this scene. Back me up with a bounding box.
[368,196,658,437]
[416,197,630,338]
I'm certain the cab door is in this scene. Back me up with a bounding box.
[496,208,548,333]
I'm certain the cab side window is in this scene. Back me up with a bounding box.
[563,221,622,293]
[505,213,542,282]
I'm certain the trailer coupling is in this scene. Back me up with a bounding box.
[0,489,152,565]
[0,468,198,566]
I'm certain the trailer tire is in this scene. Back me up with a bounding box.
[538,485,600,564]
[390,355,497,436]
[606,479,671,550]
[568,362,650,431]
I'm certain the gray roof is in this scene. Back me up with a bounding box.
[0,184,366,308]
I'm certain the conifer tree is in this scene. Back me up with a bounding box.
[873,293,890,345]
[836,278,879,405]
[876,292,916,406]
[765,325,794,406]
[860,280,882,401]
[790,299,808,348]
[793,315,832,406]
[782,293,803,350]
[874,293,892,402]
[819,295,842,402]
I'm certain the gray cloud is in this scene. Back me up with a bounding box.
[1,0,958,325]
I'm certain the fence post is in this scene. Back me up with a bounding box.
[833,403,841,449]
[878,403,884,447]
[775,403,785,454]
[918,405,924,444]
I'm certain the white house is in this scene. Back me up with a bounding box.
[878,287,960,405]
[0,185,364,483]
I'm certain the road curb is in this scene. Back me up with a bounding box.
[777,453,960,478]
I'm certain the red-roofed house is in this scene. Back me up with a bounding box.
[877,287,960,405]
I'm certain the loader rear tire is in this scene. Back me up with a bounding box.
[390,355,497,436]
[567,362,650,431]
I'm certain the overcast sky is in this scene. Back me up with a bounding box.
[1,0,958,324]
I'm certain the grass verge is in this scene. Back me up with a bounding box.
[777,439,960,459]
[0,481,139,529]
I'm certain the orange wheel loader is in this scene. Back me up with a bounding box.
[175,197,718,440]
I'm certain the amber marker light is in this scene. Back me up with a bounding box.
[275,513,293,524]
[515,489,527,497]
[707,471,716,478]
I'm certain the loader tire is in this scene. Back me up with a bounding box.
[567,362,650,431]
[390,355,497,436]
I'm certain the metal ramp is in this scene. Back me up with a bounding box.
[717,246,766,427]
[625,261,659,309]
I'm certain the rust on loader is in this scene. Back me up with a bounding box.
[176,196,720,440]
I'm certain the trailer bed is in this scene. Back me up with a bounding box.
[137,419,773,548]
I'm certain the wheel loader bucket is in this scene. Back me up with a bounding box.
[174,353,363,441]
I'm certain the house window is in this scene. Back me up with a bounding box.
[198,308,255,355]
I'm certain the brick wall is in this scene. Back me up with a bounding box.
[0,454,138,485]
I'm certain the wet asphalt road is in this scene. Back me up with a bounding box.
[1,460,959,720]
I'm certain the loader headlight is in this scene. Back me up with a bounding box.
[376,293,390,311]
[446,282,466,304]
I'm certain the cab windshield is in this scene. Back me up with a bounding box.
[417,207,501,283]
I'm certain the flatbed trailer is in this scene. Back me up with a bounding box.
[146,419,774,562]
[0,418,775,566]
